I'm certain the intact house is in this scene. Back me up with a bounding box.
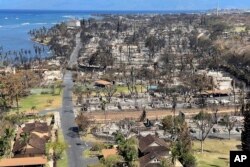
[94,80,113,88]
[12,121,51,158]
[0,156,47,167]
[138,134,171,167]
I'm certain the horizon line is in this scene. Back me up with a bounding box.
[0,8,248,12]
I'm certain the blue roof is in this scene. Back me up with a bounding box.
[148,85,158,90]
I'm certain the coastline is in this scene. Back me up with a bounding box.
[31,37,51,46]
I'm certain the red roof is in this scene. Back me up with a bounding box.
[0,156,47,167]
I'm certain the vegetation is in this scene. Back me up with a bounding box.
[114,132,138,166]
[171,122,196,167]
[1,9,250,167]
[0,128,15,158]
[193,111,215,153]
[160,157,174,167]
[101,155,123,167]
[219,114,237,140]
[162,115,184,134]
[11,91,61,112]
[193,139,240,167]
[75,112,93,133]
[46,140,67,160]
[242,103,250,151]
[56,130,68,167]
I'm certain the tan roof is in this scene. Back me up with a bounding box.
[201,89,231,95]
[95,80,112,86]
[101,148,118,159]
[0,156,47,167]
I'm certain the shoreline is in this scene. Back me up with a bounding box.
[31,37,51,46]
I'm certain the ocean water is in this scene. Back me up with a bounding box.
[0,10,93,58]
[0,10,205,59]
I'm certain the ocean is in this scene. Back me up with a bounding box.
[0,10,93,58]
[0,10,205,59]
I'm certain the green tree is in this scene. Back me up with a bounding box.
[103,85,117,103]
[1,128,15,157]
[104,155,123,167]
[46,141,67,160]
[114,132,126,145]
[0,137,9,157]
[115,133,138,166]
[181,153,196,167]
[120,137,138,165]
[171,123,196,167]
[242,103,250,151]
[162,115,184,134]
[160,157,174,167]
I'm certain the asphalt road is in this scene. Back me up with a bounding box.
[60,31,97,167]
[68,31,82,69]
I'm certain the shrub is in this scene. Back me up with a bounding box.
[91,142,106,151]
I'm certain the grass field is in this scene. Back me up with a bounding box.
[12,89,62,113]
[116,85,146,94]
[193,139,241,167]
[234,26,246,33]
[57,130,68,167]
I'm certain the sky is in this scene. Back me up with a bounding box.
[0,0,249,11]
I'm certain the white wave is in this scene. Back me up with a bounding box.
[4,17,8,20]
[7,25,21,28]
[0,25,2,28]
[35,23,47,25]
[62,15,75,19]
[21,22,30,26]
[51,22,57,25]
[16,17,19,20]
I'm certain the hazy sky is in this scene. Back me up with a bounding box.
[0,0,249,10]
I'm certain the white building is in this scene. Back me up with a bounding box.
[43,70,62,81]
[66,19,81,29]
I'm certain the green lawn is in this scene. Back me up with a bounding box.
[193,139,241,167]
[83,149,91,158]
[116,85,146,94]
[12,90,62,113]
[234,26,246,33]
[30,88,54,94]
[82,133,106,143]
[57,130,68,167]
